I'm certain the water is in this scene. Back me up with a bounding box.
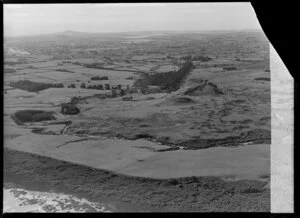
[3,186,113,213]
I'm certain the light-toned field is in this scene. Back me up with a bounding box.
[4,122,269,181]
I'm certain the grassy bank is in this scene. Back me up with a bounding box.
[4,148,270,212]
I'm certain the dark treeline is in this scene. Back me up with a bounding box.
[91,76,109,81]
[10,80,64,92]
[134,61,194,91]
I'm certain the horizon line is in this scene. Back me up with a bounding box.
[4,28,263,38]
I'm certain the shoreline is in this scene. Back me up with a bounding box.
[4,147,270,212]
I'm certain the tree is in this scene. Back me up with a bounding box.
[104,84,110,90]
[119,89,125,96]
[97,84,103,90]
[80,83,86,88]
[111,89,117,97]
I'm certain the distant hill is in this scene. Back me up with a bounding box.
[54,30,87,37]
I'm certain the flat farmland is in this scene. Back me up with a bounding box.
[4,30,271,212]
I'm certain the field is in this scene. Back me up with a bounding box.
[4,30,271,212]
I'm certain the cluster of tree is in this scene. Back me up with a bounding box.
[61,102,80,115]
[68,84,76,88]
[70,96,80,104]
[90,76,109,80]
[111,87,125,97]
[80,83,124,91]
[80,83,86,88]
[10,80,64,92]
[52,83,64,88]
[86,84,105,90]
[134,61,194,91]
[82,83,112,90]
[61,96,81,115]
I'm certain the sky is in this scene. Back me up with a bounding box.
[4,3,262,37]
